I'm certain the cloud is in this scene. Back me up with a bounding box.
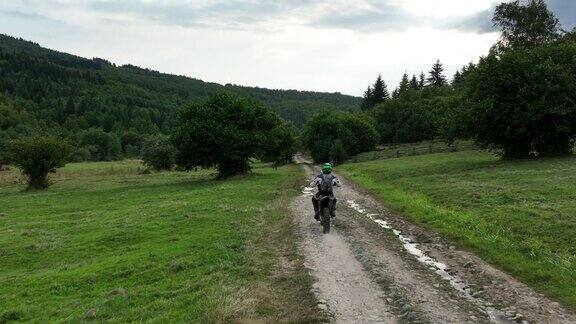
[546,0,576,30]
[310,2,414,31]
[87,0,309,29]
[444,8,495,33]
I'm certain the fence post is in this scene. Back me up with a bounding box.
[396,150,400,158]
[429,143,432,153]
[412,147,416,156]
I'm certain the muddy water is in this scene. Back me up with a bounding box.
[346,199,511,323]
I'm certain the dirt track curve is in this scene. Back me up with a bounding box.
[291,155,576,323]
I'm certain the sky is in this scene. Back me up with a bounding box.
[0,0,574,96]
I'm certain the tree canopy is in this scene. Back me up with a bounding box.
[172,92,297,178]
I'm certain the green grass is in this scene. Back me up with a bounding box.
[0,161,318,322]
[339,151,576,308]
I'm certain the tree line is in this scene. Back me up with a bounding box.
[0,33,359,168]
[302,0,576,162]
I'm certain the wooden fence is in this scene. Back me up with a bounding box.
[350,140,478,163]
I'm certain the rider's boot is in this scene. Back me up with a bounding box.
[312,195,320,221]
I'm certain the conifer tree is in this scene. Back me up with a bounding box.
[409,74,419,90]
[396,73,410,98]
[371,74,389,106]
[426,60,447,87]
[418,72,426,89]
[361,86,374,110]
[452,70,462,87]
[362,75,389,110]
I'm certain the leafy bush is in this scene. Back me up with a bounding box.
[8,135,69,190]
[141,135,177,171]
[301,111,378,163]
[172,92,296,178]
[465,42,576,158]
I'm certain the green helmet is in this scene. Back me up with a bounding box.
[322,163,333,172]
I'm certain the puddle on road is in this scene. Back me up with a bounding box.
[346,199,512,323]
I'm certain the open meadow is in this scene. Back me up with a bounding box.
[340,151,576,308]
[0,161,319,322]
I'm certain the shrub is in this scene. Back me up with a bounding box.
[465,42,576,158]
[141,135,177,171]
[8,135,69,190]
[172,92,296,178]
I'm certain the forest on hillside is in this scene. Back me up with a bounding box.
[0,34,359,162]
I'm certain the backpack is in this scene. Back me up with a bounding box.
[318,174,335,193]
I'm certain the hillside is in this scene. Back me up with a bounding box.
[0,34,360,161]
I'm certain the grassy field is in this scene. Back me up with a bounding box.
[0,161,319,322]
[339,151,576,308]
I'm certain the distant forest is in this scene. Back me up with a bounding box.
[0,34,359,161]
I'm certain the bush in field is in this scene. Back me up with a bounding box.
[8,135,69,190]
[141,135,177,171]
[172,92,296,178]
[465,42,576,158]
[301,111,378,163]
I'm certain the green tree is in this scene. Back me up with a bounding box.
[409,74,419,90]
[141,135,177,171]
[330,140,347,165]
[372,75,390,105]
[172,92,295,178]
[427,60,447,87]
[493,0,560,50]
[465,42,576,158]
[8,135,69,190]
[418,72,426,89]
[301,111,378,163]
[361,86,374,110]
[395,73,411,98]
[261,122,297,167]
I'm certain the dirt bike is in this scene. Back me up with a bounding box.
[317,194,335,234]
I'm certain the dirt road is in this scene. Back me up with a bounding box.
[291,157,576,323]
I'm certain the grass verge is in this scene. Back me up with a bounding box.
[0,160,319,322]
[339,151,576,308]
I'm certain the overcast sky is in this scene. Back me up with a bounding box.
[0,0,574,96]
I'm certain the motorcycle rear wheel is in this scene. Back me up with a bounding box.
[322,207,331,234]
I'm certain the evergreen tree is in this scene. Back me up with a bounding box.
[361,75,389,110]
[361,86,374,110]
[371,74,389,106]
[409,74,419,90]
[396,73,410,98]
[426,60,447,87]
[452,70,463,87]
[418,72,426,89]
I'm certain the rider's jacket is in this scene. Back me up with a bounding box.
[313,173,340,196]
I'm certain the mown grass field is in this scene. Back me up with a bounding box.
[0,161,319,322]
[339,151,576,308]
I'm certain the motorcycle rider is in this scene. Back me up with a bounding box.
[312,163,340,221]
